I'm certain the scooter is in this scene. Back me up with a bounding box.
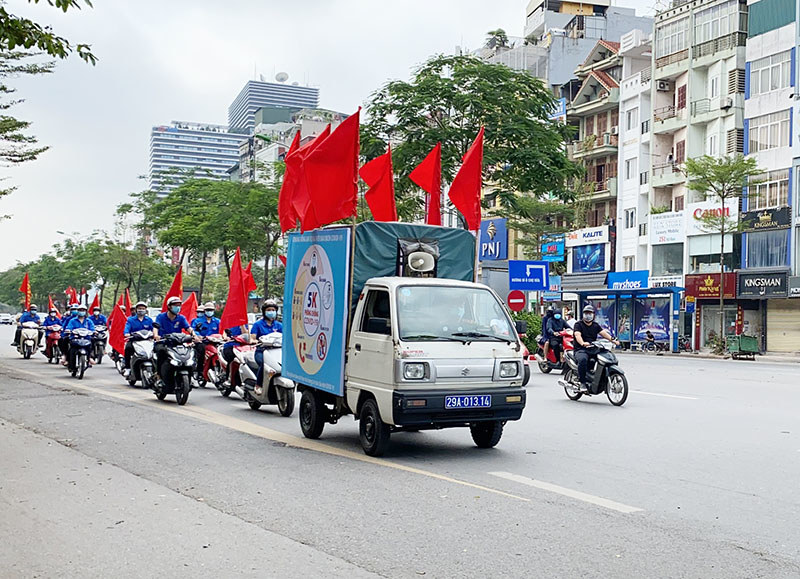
[67,328,94,380]
[534,330,574,374]
[126,330,156,389]
[217,335,251,398]
[152,333,195,405]
[17,321,40,359]
[44,324,62,364]
[91,325,108,364]
[234,332,295,416]
[195,333,226,389]
[558,341,628,406]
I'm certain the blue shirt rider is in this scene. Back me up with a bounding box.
[13,305,41,347]
[252,300,281,386]
[122,302,155,374]
[42,311,62,336]
[64,306,95,367]
[153,296,192,376]
[192,302,221,372]
[89,307,107,327]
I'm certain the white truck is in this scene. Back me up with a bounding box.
[282,222,527,456]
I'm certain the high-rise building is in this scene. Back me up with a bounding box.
[149,121,248,194]
[228,80,320,134]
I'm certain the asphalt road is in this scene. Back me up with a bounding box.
[0,325,798,578]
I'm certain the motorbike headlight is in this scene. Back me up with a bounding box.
[170,359,180,366]
[403,362,427,380]
[499,361,520,378]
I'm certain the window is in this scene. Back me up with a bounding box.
[748,110,791,153]
[626,108,639,131]
[640,171,649,185]
[360,290,391,335]
[651,243,684,276]
[625,158,638,181]
[586,116,594,136]
[656,17,689,58]
[708,134,718,156]
[694,0,740,44]
[710,75,719,99]
[675,140,686,164]
[624,208,636,229]
[748,169,790,210]
[749,50,792,96]
[677,85,687,109]
[746,229,788,268]
[623,256,635,271]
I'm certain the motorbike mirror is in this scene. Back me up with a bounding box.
[514,320,528,335]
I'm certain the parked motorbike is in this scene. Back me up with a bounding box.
[558,341,628,406]
[153,333,195,405]
[678,334,692,352]
[233,332,295,416]
[44,324,62,364]
[126,330,156,389]
[534,330,574,374]
[67,328,94,379]
[17,321,40,360]
[195,333,226,389]
[91,325,108,364]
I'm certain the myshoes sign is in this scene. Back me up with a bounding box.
[740,207,791,232]
[737,271,789,299]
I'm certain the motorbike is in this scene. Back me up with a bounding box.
[44,324,62,364]
[91,325,108,364]
[126,330,156,389]
[195,333,226,389]
[67,328,94,379]
[678,334,692,352]
[17,321,40,360]
[233,332,295,416]
[152,332,195,405]
[534,330,574,374]
[558,341,628,406]
[217,335,251,398]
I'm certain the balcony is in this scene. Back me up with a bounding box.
[652,106,687,135]
[584,176,618,202]
[692,31,747,66]
[690,94,743,124]
[571,132,619,160]
[651,162,685,188]
[654,49,689,79]
[568,88,620,117]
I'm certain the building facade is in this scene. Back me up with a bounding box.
[228,80,320,135]
[149,121,248,194]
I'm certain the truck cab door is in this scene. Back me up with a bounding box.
[347,288,395,422]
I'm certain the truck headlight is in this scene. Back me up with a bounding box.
[499,361,519,378]
[403,362,426,380]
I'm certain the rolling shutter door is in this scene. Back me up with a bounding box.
[766,299,800,353]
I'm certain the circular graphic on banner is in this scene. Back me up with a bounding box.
[291,245,334,375]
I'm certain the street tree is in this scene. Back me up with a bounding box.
[685,154,761,343]
[485,28,509,49]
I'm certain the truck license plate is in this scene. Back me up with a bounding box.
[445,395,491,409]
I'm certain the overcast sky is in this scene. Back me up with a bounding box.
[0,0,654,270]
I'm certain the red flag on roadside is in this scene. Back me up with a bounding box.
[448,127,484,230]
[19,272,31,309]
[89,293,101,312]
[161,267,184,312]
[243,260,257,293]
[360,145,397,222]
[47,296,60,317]
[301,109,360,231]
[220,248,249,331]
[107,304,127,355]
[124,288,132,314]
[278,131,302,233]
[180,292,199,323]
[409,142,442,226]
[286,126,331,230]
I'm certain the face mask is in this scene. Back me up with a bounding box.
[583,313,594,323]
[554,314,562,320]
[136,310,146,318]
[30,310,37,315]
[77,311,87,318]
[170,306,181,315]
[93,311,100,316]
[70,309,78,315]
[265,310,277,320]
[205,311,214,318]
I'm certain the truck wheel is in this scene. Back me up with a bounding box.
[470,421,503,448]
[299,390,325,439]
[359,398,390,457]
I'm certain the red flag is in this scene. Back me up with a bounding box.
[448,127,484,230]
[161,267,184,312]
[47,296,60,317]
[108,304,127,355]
[65,286,78,305]
[19,273,31,309]
[220,248,249,331]
[180,292,199,323]
[124,288,132,314]
[286,126,331,229]
[301,109,360,231]
[89,293,101,312]
[278,131,302,233]
[243,260,257,293]
[278,255,287,267]
[409,142,442,226]
[80,287,87,306]
[360,145,397,222]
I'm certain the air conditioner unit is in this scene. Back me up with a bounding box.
[610,126,619,135]
[656,80,671,92]
[720,97,733,110]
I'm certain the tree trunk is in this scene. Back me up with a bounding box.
[719,197,726,347]
[222,248,231,277]
[112,280,121,309]
[99,282,105,310]
[178,247,187,270]
[198,251,207,304]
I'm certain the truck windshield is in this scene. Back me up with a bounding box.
[397,285,514,342]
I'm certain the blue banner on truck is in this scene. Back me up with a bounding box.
[282,227,352,397]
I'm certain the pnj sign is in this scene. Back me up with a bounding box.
[479,218,508,261]
[606,270,649,290]
[566,225,609,247]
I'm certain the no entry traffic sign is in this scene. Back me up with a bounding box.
[507,290,526,312]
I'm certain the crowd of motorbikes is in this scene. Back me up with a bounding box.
[13,309,296,414]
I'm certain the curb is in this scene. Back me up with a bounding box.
[616,350,800,365]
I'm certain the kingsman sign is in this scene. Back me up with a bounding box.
[737,271,789,298]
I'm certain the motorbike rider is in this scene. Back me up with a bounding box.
[58,302,80,361]
[153,296,192,379]
[250,299,283,387]
[540,306,555,361]
[12,304,42,347]
[191,302,220,373]
[89,307,107,327]
[545,308,569,362]
[123,302,155,377]
[63,304,95,366]
[564,308,576,330]
[573,305,620,392]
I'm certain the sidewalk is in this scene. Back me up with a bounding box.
[618,349,800,364]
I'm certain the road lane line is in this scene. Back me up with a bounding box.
[488,471,643,514]
[631,391,698,400]
[4,365,530,503]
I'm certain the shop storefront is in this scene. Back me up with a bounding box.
[685,273,737,350]
[737,270,798,352]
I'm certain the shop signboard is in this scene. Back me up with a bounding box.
[566,225,609,247]
[478,218,508,261]
[542,275,562,302]
[571,243,606,273]
[650,211,685,244]
[789,276,800,298]
[649,275,683,288]
[540,234,565,262]
[740,207,791,232]
[684,273,736,299]
[606,270,649,290]
[737,271,789,299]
[686,198,739,236]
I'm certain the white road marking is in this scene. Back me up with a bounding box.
[631,390,698,400]
[488,471,643,514]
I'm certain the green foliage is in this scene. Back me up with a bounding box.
[511,310,542,353]
[485,28,509,49]
[650,205,671,214]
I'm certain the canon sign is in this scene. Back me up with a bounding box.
[693,207,730,219]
